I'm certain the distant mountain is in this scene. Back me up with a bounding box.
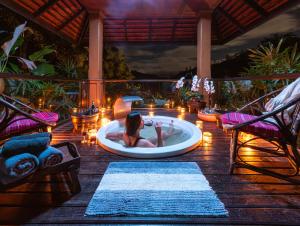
[131,70,177,79]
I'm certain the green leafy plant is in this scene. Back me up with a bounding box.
[57,56,77,78]
[0,22,56,76]
[0,22,35,73]
[29,45,56,76]
[242,38,300,76]
[280,43,300,73]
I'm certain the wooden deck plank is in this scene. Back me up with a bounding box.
[1,109,300,225]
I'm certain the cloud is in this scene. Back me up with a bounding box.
[212,3,300,60]
[117,44,197,75]
[116,3,300,75]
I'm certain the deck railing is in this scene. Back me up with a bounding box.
[0,72,299,112]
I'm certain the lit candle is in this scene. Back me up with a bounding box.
[240,132,254,142]
[38,98,42,108]
[149,111,154,117]
[47,126,52,133]
[101,117,111,127]
[165,103,170,108]
[177,114,184,120]
[202,132,212,145]
[149,104,154,109]
[171,101,175,108]
[177,106,181,112]
[196,120,203,129]
[180,107,186,114]
[88,129,97,145]
[101,107,106,113]
[88,129,97,139]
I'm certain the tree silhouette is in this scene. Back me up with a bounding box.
[103,46,134,80]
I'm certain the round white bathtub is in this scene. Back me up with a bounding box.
[96,115,202,158]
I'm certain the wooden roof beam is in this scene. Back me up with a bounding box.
[77,12,89,45]
[33,0,59,17]
[124,19,128,41]
[216,7,244,33]
[243,0,267,17]
[58,8,85,30]
[148,19,152,41]
[172,19,177,41]
[0,0,73,43]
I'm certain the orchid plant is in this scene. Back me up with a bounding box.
[174,75,203,105]
[203,78,215,110]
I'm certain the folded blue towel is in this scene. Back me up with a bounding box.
[2,137,50,158]
[10,132,52,141]
[0,153,39,177]
[38,146,64,168]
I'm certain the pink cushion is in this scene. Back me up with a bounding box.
[221,112,282,138]
[0,112,58,138]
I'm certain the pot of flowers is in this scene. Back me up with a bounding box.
[175,75,205,112]
[197,79,220,122]
[187,94,205,113]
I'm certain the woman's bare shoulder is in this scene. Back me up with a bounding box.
[106,131,124,140]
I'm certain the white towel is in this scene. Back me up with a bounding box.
[264,77,300,124]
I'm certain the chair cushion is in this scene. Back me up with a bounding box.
[221,112,282,138]
[0,112,58,139]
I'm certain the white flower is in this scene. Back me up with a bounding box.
[191,75,202,92]
[176,76,185,89]
[238,80,253,92]
[204,78,215,94]
[224,81,237,94]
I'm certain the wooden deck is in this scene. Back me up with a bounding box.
[1,109,300,225]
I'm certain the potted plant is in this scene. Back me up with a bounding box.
[203,78,216,112]
[174,75,205,112]
[1,22,56,95]
[198,79,219,122]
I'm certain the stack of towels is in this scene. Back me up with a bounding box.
[0,133,64,179]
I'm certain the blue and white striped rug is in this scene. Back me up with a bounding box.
[85,162,228,217]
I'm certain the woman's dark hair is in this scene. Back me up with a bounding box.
[126,112,142,136]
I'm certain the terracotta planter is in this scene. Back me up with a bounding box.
[187,99,206,113]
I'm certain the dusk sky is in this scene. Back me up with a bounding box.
[117,3,300,76]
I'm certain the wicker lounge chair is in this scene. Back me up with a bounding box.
[0,94,59,141]
[221,88,300,184]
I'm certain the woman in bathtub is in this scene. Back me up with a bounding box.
[106,111,174,147]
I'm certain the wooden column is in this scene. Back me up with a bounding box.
[197,15,211,78]
[197,15,212,101]
[88,12,105,107]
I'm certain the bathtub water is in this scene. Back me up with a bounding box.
[112,124,190,146]
[96,115,202,158]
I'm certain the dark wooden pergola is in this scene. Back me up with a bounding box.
[0,0,298,45]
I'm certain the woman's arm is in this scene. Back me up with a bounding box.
[138,139,156,147]
[105,132,123,141]
[155,122,163,147]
